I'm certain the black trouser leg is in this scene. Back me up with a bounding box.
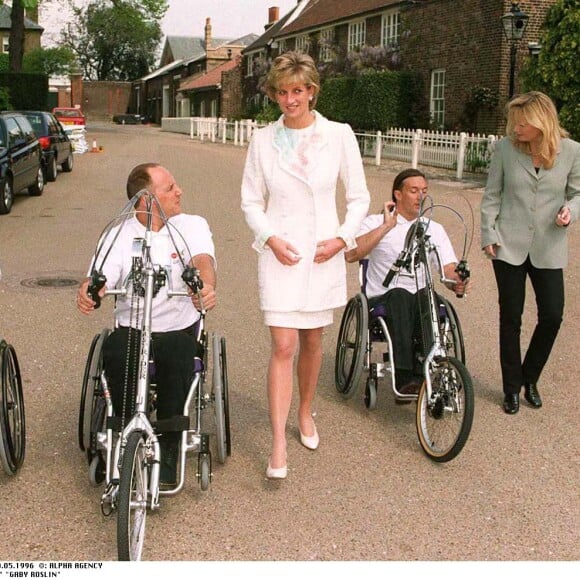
[522,263,564,384]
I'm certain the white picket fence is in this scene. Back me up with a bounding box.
[162,117,498,180]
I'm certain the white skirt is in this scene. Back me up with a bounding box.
[264,309,334,329]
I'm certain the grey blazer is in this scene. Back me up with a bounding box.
[481,136,580,268]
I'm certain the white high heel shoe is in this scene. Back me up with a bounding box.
[266,458,287,479]
[299,425,319,450]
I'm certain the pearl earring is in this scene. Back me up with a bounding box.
[309,96,313,102]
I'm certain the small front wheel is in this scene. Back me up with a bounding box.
[416,357,474,462]
[364,377,377,410]
[198,453,211,491]
[117,431,149,561]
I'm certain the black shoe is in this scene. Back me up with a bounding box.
[503,393,519,414]
[524,383,542,408]
[395,382,422,405]
[159,438,179,488]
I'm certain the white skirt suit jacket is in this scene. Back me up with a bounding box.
[241,112,370,313]
[481,136,580,269]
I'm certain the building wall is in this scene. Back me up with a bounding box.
[221,59,243,118]
[83,81,132,120]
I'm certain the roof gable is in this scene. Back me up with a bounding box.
[179,58,239,92]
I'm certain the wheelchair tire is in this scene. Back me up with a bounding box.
[220,336,232,457]
[364,377,377,411]
[198,453,211,491]
[335,293,368,399]
[117,431,149,561]
[416,357,474,463]
[438,296,466,364]
[212,333,229,464]
[78,328,110,454]
[0,341,26,475]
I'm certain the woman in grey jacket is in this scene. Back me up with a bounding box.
[481,91,580,414]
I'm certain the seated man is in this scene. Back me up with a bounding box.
[77,162,217,486]
[345,168,468,399]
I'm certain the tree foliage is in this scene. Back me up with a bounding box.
[520,0,580,139]
[59,0,168,81]
[23,46,76,76]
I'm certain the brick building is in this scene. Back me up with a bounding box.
[242,0,557,135]
[0,4,43,56]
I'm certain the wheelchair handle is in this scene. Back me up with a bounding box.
[454,260,470,299]
[383,250,409,288]
[87,271,107,309]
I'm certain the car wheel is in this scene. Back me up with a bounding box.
[28,167,44,196]
[0,176,14,214]
[62,151,73,173]
[46,155,57,182]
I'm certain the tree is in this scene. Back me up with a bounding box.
[520,0,580,139]
[23,46,76,76]
[59,0,168,81]
[6,0,38,72]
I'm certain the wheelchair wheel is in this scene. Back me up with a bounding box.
[212,333,231,464]
[438,296,465,364]
[117,431,149,561]
[335,293,368,399]
[78,328,110,454]
[0,341,26,475]
[416,357,474,463]
[364,377,377,411]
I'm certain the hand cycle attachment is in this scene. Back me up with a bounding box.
[79,190,230,560]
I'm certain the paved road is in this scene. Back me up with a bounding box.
[0,124,578,562]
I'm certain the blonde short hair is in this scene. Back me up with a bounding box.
[263,51,320,110]
[506,91,568,169]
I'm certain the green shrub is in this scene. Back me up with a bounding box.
[0,72,48,110]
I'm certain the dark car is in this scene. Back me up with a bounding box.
[20,111,73,181]
[0,111,44,215]
[112,113,146,125]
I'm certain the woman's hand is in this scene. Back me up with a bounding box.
[314,237,346,263]
[483,244,498,258]
[556,205,571,227]
[267,236,302,266]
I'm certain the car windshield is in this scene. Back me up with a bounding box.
[55,110,83,118]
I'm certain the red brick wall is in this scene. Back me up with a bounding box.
[221,59,243,118]
[82,81,132,120]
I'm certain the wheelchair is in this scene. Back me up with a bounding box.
[0,337,25,475]
[335,206,474,463]
[77,191,231,560]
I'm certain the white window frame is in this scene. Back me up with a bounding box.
[348,19,366,52]
[2,37,9,54]
[295,34,310,54]
[430,69,446,129]
[245,53,254,77]
[277,39,286,54]
[319,28,333,62]
[381,11,400,48]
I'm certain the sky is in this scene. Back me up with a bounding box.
[38,0,301,46]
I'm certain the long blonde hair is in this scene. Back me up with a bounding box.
[506,91,568,169]
[263,51,321,110]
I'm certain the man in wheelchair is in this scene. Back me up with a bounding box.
[76,163,217,487]
[345,168,468,399]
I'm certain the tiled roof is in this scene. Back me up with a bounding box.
[179,59,239,92]
[0,5,43,31]
[165,36,232,61]
[281,0,401,35]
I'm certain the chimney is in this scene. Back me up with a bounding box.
[265,6,280,30]
[204,17,212,49]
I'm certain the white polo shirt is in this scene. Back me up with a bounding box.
[88,214,215,332]
[358,214,457,298]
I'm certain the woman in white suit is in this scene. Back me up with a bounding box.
[481,92,580,415]
[241,52,370,478]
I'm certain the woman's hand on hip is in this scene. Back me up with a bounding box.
[267,236,302,266]
[314,238,346,263]
[483,244,498,258]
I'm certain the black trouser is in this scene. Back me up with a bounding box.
[492,257,564,395]
[369,288,422,383]
[102,326,201,423]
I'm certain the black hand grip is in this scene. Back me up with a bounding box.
[88,272,107,309]
[454,260,470,299]
[383,250,408,288]
[182,267,203,293]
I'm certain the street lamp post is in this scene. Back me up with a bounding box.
[501,2,529,98]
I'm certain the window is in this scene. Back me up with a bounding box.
[1,37,8,54]
[381,11,400,48]
[295,34,310,54]
[348,20,366,52]
[277,39,286,54]
[319,28,333,62]
[430,69,446,129]
[246,53,254,77]
[5,118,23,147]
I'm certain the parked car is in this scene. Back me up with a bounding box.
[52,107,86,127]
[19,111,73,182]
[112,113,146,125]
[0,111,44,215]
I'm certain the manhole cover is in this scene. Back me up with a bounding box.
[21,277,79,289]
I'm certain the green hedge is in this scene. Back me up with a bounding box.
[317,70,425,130]
[0,72,48,111]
